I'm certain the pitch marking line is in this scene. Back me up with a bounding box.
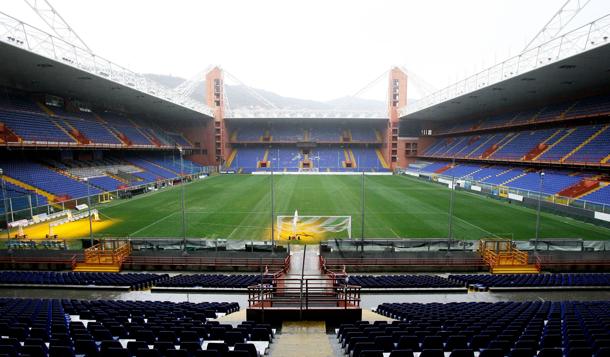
[129,211,179,237]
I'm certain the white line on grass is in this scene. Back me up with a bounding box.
[129,211,179,237]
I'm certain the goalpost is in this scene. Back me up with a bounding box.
[276,212,352,241]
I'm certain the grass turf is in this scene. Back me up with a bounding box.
[93,174,610,241]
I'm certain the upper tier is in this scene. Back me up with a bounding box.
[0,92,193,150]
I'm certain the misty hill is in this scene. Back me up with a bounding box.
[145,74,387,111]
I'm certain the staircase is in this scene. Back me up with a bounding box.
[466,135,496,158]
[557,179,599,198]
[342,149,352,168]
[54,119,91,144]
[435,163,453,174]
[48,119,78,144]
[532,128,575,161]
[225,148,238,168]
[73,240,131,272]
[500,172,527,185]
[257,149,270,168]
[375,148,390,169]
[523,129,562,160]
[603,154,610,164]
[110,127,132,146]
[348,149,357,167]
[577,182,608,199]
[484,133,519,159]
[561,125,609,162]
[375,129,383,142]
[479,239,539,274]
[0,123,21,143]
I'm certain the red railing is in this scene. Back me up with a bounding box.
[248,277,361,310]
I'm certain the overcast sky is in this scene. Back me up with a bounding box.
[5,0,610,102]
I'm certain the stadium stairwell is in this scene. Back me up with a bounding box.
[375,129,383,142]
[561,124,609,162]
[0,123,20,144]
[48,118,78,144]
[2,175,57,203]
[485,132,520,159]
[479,239,540,274]
[375,148,390,169]
[57,119,91,144]
[342,149,351,168]
[35,101,55,116]
[225,148,238,168]
[557,179,600,198]
[466,134,496,158]
[532,128,575,161]
[575,181,608,199]
[602,153,610,164]
[73,240,131,273]
[257,149,270,168]
[109,127,133,146]
[500,171,528,185]
[435,163,453,174]
[94,113,129,145]
[522,129,562,160]
[348,149,357,167]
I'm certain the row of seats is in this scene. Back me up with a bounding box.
[370,301,610,357]
[229,147,388,171]
[0,272,269,289]
[423,123,609,164]
[2,272,610,290]
[0,298,249,357]
[0,155,204,210]
[345,275,462,289]
[448,273,610,288]
[0,272,168,289]
[0,92,194,148]
[156,274,270,289]
[409,161,610,204]
[233,124,380,142]
[434,93,610,135]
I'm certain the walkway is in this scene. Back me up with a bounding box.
[269,321,335,357]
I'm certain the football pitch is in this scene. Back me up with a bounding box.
[92,174,610,241]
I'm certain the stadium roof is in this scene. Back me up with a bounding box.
[0,11,213,122]
[401,14,610,122]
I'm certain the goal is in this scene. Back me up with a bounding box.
[276,213,352,241]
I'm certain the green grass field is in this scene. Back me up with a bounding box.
[94,174,610,241]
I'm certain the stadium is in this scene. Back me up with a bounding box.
[0,1,609,357]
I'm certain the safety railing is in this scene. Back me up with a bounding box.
[247,277,361,310]
[84,239,131,264]
[320,256,486,270]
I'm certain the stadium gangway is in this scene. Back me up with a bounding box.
[247,277,361,310]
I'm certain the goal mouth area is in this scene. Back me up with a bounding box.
[275,215,352,243]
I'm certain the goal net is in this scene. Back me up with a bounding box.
[276,211,352,241]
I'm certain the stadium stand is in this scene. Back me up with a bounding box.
[155,274,270,289]
[409,161,610,204]
[346,275,462,289]
[0,159,103,199]
[359,301,610,357]
[0,298,277,357]
[0,89,194,149]
[448,273,610,288]
[0,271,167,289]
